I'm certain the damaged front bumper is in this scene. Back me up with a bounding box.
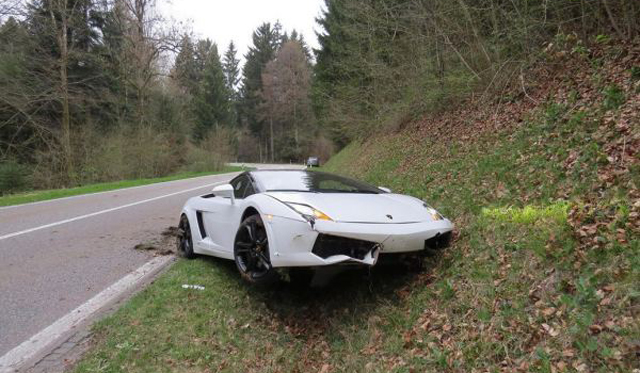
[265,215,453,268]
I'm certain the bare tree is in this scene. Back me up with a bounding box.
[47,0,75,178]
[260,41,314,161]
[0,0,23,21]
[112,0,178,125]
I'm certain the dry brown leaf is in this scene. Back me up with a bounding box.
[589,324,603,334]
[542,323,559,337]
[562,349,575,357]
[600,297,612,306]
[542,307,556,317]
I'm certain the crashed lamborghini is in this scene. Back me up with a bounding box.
[177,170,453,285]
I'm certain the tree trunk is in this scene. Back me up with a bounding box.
[601,0,625,40]
[293,95,298,152]
[269,115,274,162]
[60,48,72,181]
[52,1,73,182]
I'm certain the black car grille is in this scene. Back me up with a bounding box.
[312,234,377,260]
[424,231,452,249]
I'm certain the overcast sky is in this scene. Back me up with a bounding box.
[159,0,325,62]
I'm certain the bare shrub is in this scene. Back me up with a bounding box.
[184,127,235,173]
[0,159,31,194]
[29,125,187,188]
[236,132,262,162]
[83,126,183,181]
[309,135,335,164]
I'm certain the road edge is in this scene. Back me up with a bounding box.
[0,255,176,373]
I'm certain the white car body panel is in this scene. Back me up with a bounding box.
[180,170,454,268]
[263,192,432,223]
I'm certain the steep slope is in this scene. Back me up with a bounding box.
[71,41,638,373]
[322,41,639,371]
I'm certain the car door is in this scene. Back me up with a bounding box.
[190,175,249,257]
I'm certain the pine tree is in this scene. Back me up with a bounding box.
[240,22,282,149]
[173,34,198,95]
[193,43,230,140]
[222,41,240,126]
[222,41,240,93]
[194,39,212,78]
[313,0,372,147]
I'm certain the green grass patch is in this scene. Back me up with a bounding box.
[0,166,244,207]
[481,202,569,225]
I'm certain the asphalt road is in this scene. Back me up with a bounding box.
[0,164,299,357]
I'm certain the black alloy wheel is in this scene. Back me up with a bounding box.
[177,214,196,259]
[234,215,279,285]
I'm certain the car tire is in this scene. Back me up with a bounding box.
[177,214,196,259]
[234,215,279,286]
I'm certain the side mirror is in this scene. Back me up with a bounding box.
[378,187,392,193]
[212,184,235,204]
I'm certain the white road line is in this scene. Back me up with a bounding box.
[0,255,174,373]
[0,181,224,241]
[0,171,240,211]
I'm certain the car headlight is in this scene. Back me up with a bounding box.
[423,202,444,221]
[286,202,333,221]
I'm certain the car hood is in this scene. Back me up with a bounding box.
[266,192,434,224]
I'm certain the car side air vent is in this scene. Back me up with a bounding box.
[196,211,207,238]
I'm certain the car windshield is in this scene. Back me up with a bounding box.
[254,171,382,194]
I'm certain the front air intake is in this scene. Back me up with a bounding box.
[424,231,452,249]
[312,234,377,260]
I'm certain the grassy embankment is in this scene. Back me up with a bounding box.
[72,44,638,372]
[0,166,244,207]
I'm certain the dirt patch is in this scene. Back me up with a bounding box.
[161,226,181,238]
[133,226,178,256]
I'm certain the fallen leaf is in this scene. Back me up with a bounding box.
[573,362,587,372]
[542,307,556,317]
[557,361,567,370]
[600,297,612,306]
[589,324,603,334]
[542,323,559,337]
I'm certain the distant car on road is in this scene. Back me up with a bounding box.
[306,157,320,167]
[177,170,454,286]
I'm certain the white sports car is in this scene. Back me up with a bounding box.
[177,170,453,285]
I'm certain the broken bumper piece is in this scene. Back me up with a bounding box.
[265,215,453,268]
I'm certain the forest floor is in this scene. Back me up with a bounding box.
[70,41,638,372]
[0,167,243,207]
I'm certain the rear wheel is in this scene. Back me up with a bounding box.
[234,215,279,285]
[177,214,196,259]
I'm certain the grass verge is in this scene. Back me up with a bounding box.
[0,166,244,207]
[73,258,428,373]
